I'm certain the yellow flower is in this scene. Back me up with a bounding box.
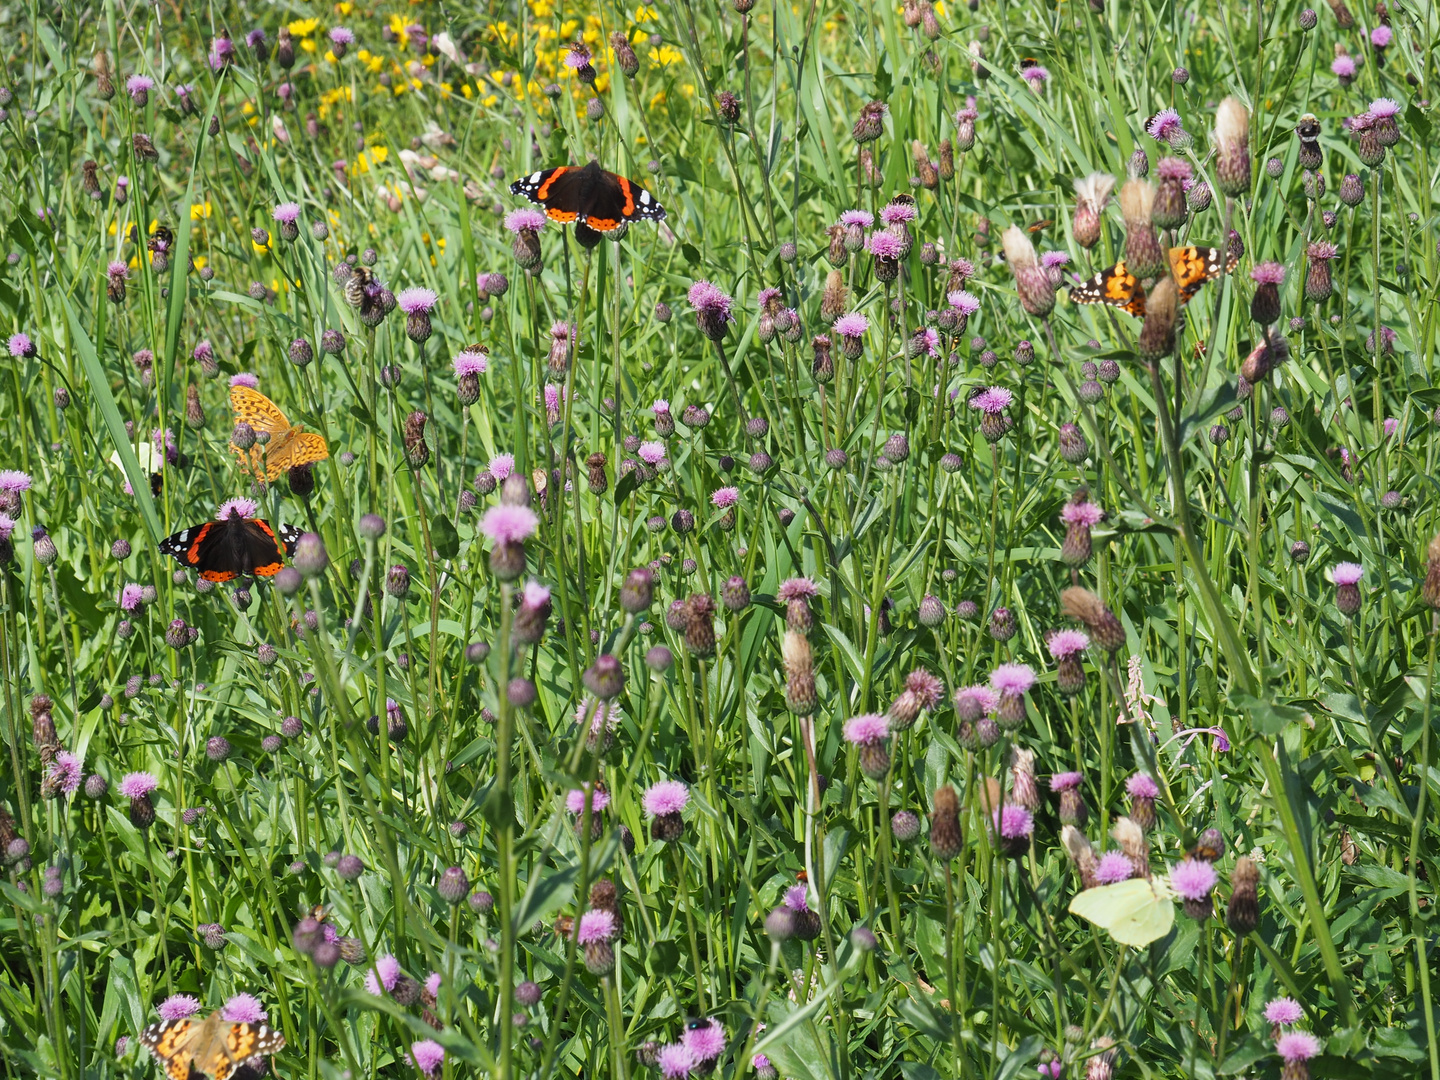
[252,239,271,255]
[650,88,667,108]
[595,71,610,92]
[365,54,384,73]
[530,0,554,14]
[107,221,118,236]
[483,93,499,107]
[440,81,452,97]
[128,255,139,269]
[461,83,473,98]
[190,200,212,220]
[370,146,389,164]
[193,255,208,270]
[301,38,317,53]
[649,45,683,66]
[148,218,160,233]
[356,48,371,61]
[935,0,947,14]
[633,4,659,21]
[325,49,338,63]
[336,2,354,13]
[241,100,255,115]
[560,18,580,36]
[287,17,319,36]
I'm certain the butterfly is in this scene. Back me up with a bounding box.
[160,514,303,583]
[1068,876,1175,947]
[1068,245,1238,318]
[509,160,665,234]
[139,1010,285,1080]
[230,386,329,481]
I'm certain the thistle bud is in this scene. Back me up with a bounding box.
[1212,96,1252,197]
[1060,587,1126,653]
[1120,180,1166,281]
[1226,856,1261,934]
[1136,277,1178,361]
[929,786,963,860]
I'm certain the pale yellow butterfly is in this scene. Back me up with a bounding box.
[1068,876,1175,947]
[229,385,329,482]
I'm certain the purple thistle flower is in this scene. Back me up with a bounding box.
[948,290,980,314]
[506,208,548,234]
[157,995,201,1021]
[576,909,617,944]
[412,1040,445,1076]
[1060,501,1104,527]
[1127,773,1159,798]
[711,486,739,508]
[1276,1032,1322,1063]
[396,287,437,314]
[865,231,905,258]
[953,684,999,717]
[643,780,689,816]
[230,372,259,388]
[218,497,259,520]
[489,453,515,481]
[454,349,488,376]
[839,209,873,228]
[843,713,890,745]
[479,505,539,544]
[1048,628,1091,658]
[329,27,355,46]
[0,470,32,493]
[658,1044,698,1079]
[220,994,266,1023]
[208,36,236,71]
[119,584,145,611]
[782,885,811,912]
[1331,55,1357,77]
[1370,25,1392,46]
[49,751,83,797]
[1021,65,1050,85]
[777,577,819,601]
[687,280,734,321]
[564,41,593,69]
[117,772,158,799]
[1145,109,1185,143]
[109,260,130,278]
[833,312,869,337]
[638,441,666,465]
[8,334,34,358]
[1094,851,1134,884]
[565,787,610,815]
[272,202,301,223]
[1169,858,1218,900]
[1369,97,1401,118]
[126,75,154,100]
[683,1020,727,1062]
[880,202,917,226]
[364,954,401,995]
[1251,262,1286,285]
[1265,998,1305,1026]
[995,804,1034,839]
[1332,562,1363,586]
[969,386,1014,414]
[1050,771,1083,792]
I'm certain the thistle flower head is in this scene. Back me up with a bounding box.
[576,909,617,943]
[157,995,201,1021]
[7,334,33,358]
[118,771,158,799]
[839,209,874,228]
[782,885,811,912]
[364,954,401,995]
[777,577,819,601]
[843,713,890,745]
[220,994,267,1023]
[1275,1032,1322,1063]
[329,27,354,45]
[1332,562,1363,585]
[230,372,259,388]
[1127,773,1159,798]
[396,287,437,314]
[880,201,917,226]
[119,584,144,611]
[969,386,1014,415]
[217,497,258,520]
[954,684,999,715]
[1094,851,1134,884]
[1169,857,1219,900]
[488,453,515,481]
[1146,109,1185,142]
[1369,96,1400,118]
[1021,65,1050,85]
[995,804,1034,839]
[683,1020,727,1061]
[638,441,666,465]
[1048,629,1091,658]
[1040,251,1070,270]
[272,202,301,224]
[1060,500,1104,527]
[948,290,980,314]
[1331,55,1357,77]
[1156,157,1192,181]
[1370,25,1393,45]
[565,787,610,815]
[711,486,739,508]
[905,669,944,707]
[643,780,689,816]
[505,208,547,234]
[1265,998,1305,1026]
[658,1044,698,1079]
[453,349,488,376]
[0,470,32,493]
[563,41,593,69]
[479,504,540,544]
[833,312,869,337]
[990,662,1036,694]
[865,231,904,258]
[1307,240,1339,261]
[687,280,734,318]
[1251,262,1286,284]
[108,260,130,277]
[49,751,83,797]
[411,1041,445,1076]
[1073,172,1116,208]
[1050,771,1083,792]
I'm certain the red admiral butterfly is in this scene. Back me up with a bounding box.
[160,502,303,583]
[509,160,665,234]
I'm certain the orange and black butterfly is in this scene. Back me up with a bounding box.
[509,160,665,234]
[1068,245,1238,318]
[159,500,303,583]
[230,386,329,482]
[140,1009,285,1080]
[1026,219,1055,234]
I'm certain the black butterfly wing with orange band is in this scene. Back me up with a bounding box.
[510,161,666,233]
[160,519,303,582]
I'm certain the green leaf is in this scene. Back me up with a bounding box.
[1234,692,1309,736]
[430,514,459,560]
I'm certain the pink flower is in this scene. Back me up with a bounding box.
[947,290,980,315]
[0,513,13,541]
[638,441,666,465]
[866,231,904,258]
[687,280,734,319]
[843,713,890,745]
[566,787,610,815]
[6,334,32,358]
[329,27,355,46]
[1169,858,1218,901]
[230,372,259,388]
[833,312,869,338]
[1275,1032,1322,1063]
[576,699,622,734]
[49,751,83,797]
[110,260,131,278]
[1265,998,1304,1026]
[119,584,145,611]
[126,74,155,99]
[1021,65,1050,85]
[1048,629,1091,659]
[954,684,999,715]
[1060,501,1103,527]
[839,209,873,228]
[364,954,401,995]
[777,577,818,601]
[397,287,438,314]
[1049,771,1083,793]
[782,885,810,912]
[454,349,488,376]
[563,41,593,68]
[643,780,689,816]
[652,398,670,414]
[990,663,1036,694]
[425,972,442,997]
[683,1019,726,1061]
[969,386,1014,414]
[912,327,940,357]
[1040,251,1069,270]
[1331,55,1357,77]
[949,257,976,280]
[411,1039,445,1076]
[880,202,917,226]
[218,497,258,520]
[1331,562,1363,586]
[658,1043,698,1079]
[489,453,515,481]
[1094,851,1134,884]
[1126,773,1159,799]
[711,486,739,508]
[1145,108,1185,142]
[157,995,201,1021]
[905,669,944,708]
[221,993,266,1023]
[576,909,617,944]
[994,804,1034,839]
[1369,96,1401,118]
[1383,416,1399,438]
[757,287,783,310]
[1156,157,1192,181]
[505,208,547,234]
[118,772,158,799]
[1251,262,1286,285]
[272,202,301,224]
[0,470,34,493]
[1370,25,1392,46]
[479,505,539,544]
[521,580,550,608]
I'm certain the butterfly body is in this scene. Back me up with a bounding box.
[139,1010,285,1080]
[230,386,329,481]
[509,160,665,233]
[160,517,303,583]
[1069,245,1237,318]
[1068,877,1175,947]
